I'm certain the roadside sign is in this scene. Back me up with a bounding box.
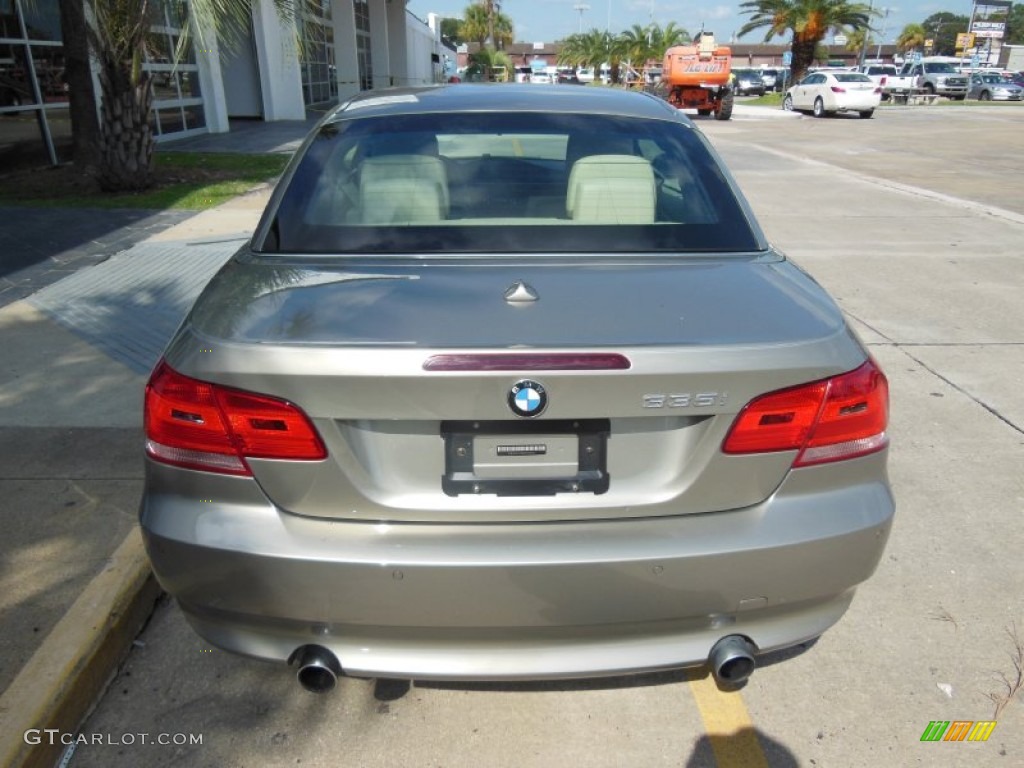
[956,32,975,50]
[782,51,792,66]
[833,34,848,46]
[911,51,922,63]
[971,55,981,68]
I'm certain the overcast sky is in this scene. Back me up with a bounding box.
[405,1,980,47]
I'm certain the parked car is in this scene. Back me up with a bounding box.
[731,68,766,96]
[530,71,552,85]
[784,71,882,118]
[1002,71,1024,88]
[758,68,781,92]
[967,72,1023,101]
[141,84,894,692]
[854,64,899,98]
[576,67,595,83]
[885,59,968,99]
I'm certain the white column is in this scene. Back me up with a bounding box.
[333,0,360,100]
[252,0,306,119]
[368,0,391,88]
[191,26,229,132]
[387,0,409,86]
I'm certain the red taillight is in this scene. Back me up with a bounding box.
[722,360,888,467]
[144,361,326,476]
[831,86,846,93]
[879,76,887,86]
[873,86,882,94]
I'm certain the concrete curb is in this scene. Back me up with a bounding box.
[0,529,161,768]
[0,185,273,768]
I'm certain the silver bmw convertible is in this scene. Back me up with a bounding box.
[140,85,893,692]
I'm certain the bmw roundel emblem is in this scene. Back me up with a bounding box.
[508,379,547,418]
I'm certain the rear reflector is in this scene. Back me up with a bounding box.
[423,353,631,371]
[145,361,326,476]
[722,360,888,467]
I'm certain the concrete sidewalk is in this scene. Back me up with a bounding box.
[0,124,293,767]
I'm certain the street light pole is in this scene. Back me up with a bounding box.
[875,8,889,61]
[573,3,590,33]
[858,0,874,68]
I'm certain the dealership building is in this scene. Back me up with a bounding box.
[0,0,452,167]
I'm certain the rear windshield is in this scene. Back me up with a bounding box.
[834,73,872,83]
[265,112,760,255]
[924,63,957,73]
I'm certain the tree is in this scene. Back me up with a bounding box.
[77,0,294,192]
[651,21,691,53]
[738,0,875,83]
[1007,4,1024,45]
[896,23,925,53]
[620,24,656,71]
[58,0,101,173]
[459,4,490,47]
[845,27,873,53]
[558,29,627,83]
[614,22,691,77]
[440,17,463,45]
[459,3,513,52]
[466,46,513,81]
[921,12,969,56]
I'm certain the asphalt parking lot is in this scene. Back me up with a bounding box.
[24,104,1024,767]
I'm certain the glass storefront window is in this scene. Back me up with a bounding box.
[0,0,69,167]
[142,1,206,140]
[299,0,337,105]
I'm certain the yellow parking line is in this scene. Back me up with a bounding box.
[686,670,769,767]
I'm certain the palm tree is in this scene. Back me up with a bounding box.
[460,3,513,63]
[738,0,875,83]
[896,23,925,54]
[619,22,691,77]
[558,29,628,84]
[79,0,295,192]
[845,28,873,54]
[459,4,491,47]
[467,1,512,50]
[467,46,513,81]
[652,22,691,52]
[620,24,655,72]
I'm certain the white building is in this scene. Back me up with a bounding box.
[0,0,454,165]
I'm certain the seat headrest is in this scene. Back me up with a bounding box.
[566,155,655,224]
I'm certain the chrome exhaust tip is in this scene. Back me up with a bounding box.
[708,635,757,686]
[292,645,342,693]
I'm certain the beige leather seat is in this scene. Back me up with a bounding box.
[566,155,655,224]
[359,155,449,224]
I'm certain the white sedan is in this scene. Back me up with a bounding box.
[784,71,882,118]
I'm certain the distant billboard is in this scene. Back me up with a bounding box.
[971,1,1011,40]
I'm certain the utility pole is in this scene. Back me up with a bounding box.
[858,0,874,67]
[573,3,590,33]
[875,8,890,61]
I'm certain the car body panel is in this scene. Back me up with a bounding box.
[788,72,881,114]
[967,73,1024,101]
[142,452,892,679]
[140,84,894,681]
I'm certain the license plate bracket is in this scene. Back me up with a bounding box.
[441,419,610,497]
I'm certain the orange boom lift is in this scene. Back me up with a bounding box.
[661,31,734,121]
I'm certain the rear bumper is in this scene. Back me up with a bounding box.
[140,456,894,680]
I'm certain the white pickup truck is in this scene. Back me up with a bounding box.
[884,59,968,99]
[854,64,899,89]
